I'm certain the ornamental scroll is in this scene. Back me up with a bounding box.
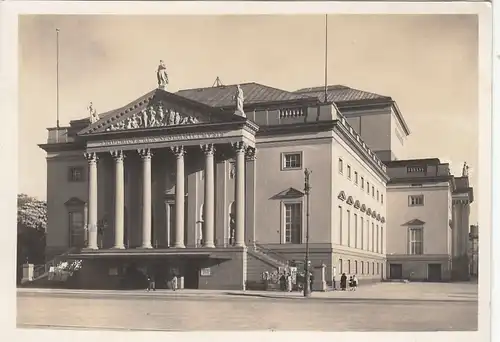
[106,101,201,132]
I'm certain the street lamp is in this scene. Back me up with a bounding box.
[303,168,312,297]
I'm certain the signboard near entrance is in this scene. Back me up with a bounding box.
[200,268,211,276]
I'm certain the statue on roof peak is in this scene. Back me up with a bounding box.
[157,60,169,90]
[462,161,469,177]
[88,102,99,124]
[233,84,246,118]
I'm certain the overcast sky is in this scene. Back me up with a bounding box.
[18,14,478,221]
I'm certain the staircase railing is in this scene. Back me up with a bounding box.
[254,243,289,266]
[32,247,78,280]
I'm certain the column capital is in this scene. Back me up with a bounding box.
[201,144,216,155]
[137,148,152,159]
[232,141,247,153]
[110,150,125,161]
[171,145,185,158]
[84,152,98,163]
[246,147,256,161]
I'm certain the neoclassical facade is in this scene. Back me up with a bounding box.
[39,79,473,289]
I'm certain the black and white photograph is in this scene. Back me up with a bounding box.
[0,1,493,339]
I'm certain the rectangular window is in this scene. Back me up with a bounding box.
[409,227,424,255]
[381,226,384,254]
[347,165,352,179]
[354,213,358,248]
[284,203,302,244]
[69,210,85,247]
[367,262,370,275]
[408,195,424,206]
[361,261,364,274]
[407,166,425,173]
[338,158,344,174]
[372,262,375,275]
[347,210,351,246]
[361,177,365,189]
[377,190,379,201]
[339,259,343,274]
[68,166,84,182]
[338,206,343,244]
[367,181,370,194]
[372,185,375,198]
[282,152,302,170]
[381,194,384,204]
[348,260,351,274]
[355,260,358,274]
[377,262,380,275]
[354,171,358,185]
[371,223,375,252]
[376,225,379,253]
[360,217,364,250]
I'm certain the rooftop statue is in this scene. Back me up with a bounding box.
[462,162,469,177]
[157,60,169,89]
[88,102,99,124]
[233,84,246,118]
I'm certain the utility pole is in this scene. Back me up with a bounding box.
[303,168,312,297]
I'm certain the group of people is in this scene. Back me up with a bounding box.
[146,273,178,292]
[337,273,358,291]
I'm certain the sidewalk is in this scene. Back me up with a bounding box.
[17,282,478,302]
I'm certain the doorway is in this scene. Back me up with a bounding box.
[389,263,403,279]
[427,263,442,282]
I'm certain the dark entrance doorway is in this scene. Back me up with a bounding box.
[389,263,403,279]
[184,259,200,289]
[427,263,442,282]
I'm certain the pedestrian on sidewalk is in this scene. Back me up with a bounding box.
[310,273,314,293]
[286,272,292,292]
[171,275,178,291]
[146,274,156,292]
[352,275,358,291]
[340,273,347,291]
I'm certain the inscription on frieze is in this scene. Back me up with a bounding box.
[89,132,226,148]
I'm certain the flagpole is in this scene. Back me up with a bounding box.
[324,14,328,103]
[56,28,60,130]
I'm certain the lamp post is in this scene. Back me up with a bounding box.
[303,168,312,297]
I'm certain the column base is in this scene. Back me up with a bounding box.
[137,245,153,249]
[82,246,99,251]
[111,245,125,250]
[203,243,215,248]
[234,243,246,248]
[173,244,186,248]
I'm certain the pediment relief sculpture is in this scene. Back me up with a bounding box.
[106,101,202,132]
[346,196,354,205]
[337,191,346,201]
[354,200,361,209]
[360,204,366,212]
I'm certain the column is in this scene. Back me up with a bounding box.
[138,148,153,249]
[84,152,98,250]
[201,144,215,248]
[172,146,185,248]
[111,150,125,249]
[245,147,257,247]
[233,142,246,247]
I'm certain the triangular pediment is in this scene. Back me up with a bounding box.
[402,219,426,226]
[354,200,361,209]
[360,204,366,212]
[346,196,354,205]
[271,187,305,200]
[78,88,242,135]
[64,197,86,207]
[338,191,346,201]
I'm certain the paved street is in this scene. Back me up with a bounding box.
[17,282,478,331]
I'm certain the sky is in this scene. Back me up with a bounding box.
[18,14,479,222]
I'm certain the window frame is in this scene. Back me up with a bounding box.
[338,158,344,174]
[408,194,425,207]
[68,166,85,182]
[408,226,424,255]
[361,176,365,189]
[68,209,85,248]
[347,165,352,179]
[281,151,303,171]
[281,200,304,244]
[354,171,359,185]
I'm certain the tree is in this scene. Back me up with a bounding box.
[17,194,47,283]
[17,193,47,232]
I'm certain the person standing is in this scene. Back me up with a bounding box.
[310,273,315,293]
[352,275,359,291]
[340,273,347,291]
[171,274,178,291]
